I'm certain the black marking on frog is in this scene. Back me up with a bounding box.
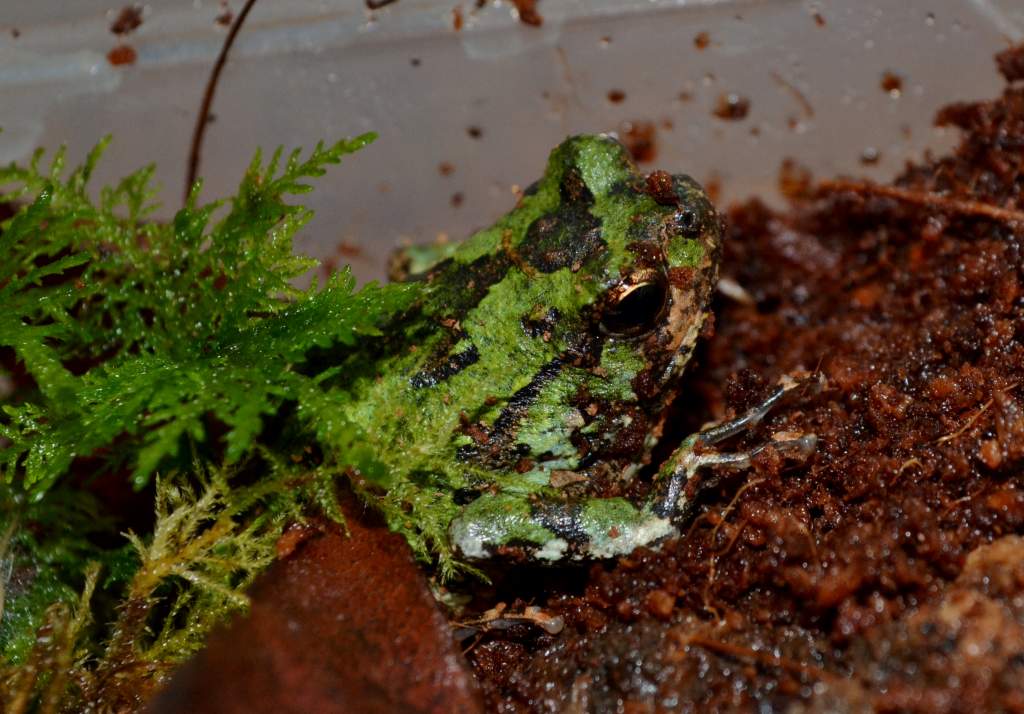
[518,167,606,274]
[425,251,513,320]
[522,180,541,197]
[410,344,481,388]
[563,325,604,369]
[520,221,604,274]
[521,307,561,339]
[455,358,565,466]
[533,501,589,545]
[492,359,564,436]
[558,165,591,204]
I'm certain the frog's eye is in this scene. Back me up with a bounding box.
[600,272,670,337]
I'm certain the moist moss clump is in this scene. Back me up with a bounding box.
[0,135,419,711]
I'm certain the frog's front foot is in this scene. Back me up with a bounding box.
[450,372,824,562]
[651,371,824,521]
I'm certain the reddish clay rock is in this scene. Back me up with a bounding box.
[148,493,482,714]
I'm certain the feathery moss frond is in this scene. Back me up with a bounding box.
[0,133,427,711]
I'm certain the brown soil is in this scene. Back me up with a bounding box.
[466,48,1024,713]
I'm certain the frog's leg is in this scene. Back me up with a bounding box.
[387,241,462,281]
[648,372,822,522]
[449,373,823,561]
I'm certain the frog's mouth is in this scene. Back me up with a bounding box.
[659,260,719,385]
[664,292,706,378]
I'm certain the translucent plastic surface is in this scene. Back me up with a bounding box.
[0,0,1018,280]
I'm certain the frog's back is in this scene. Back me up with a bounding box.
[339,135,720,505]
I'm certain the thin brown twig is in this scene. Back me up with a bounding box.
[715,517,747,559]
[184,0,260,204]
[936,402,991,445]
[684,634,837,683]
[939,486,986,520]
[935,380,1020,445]
[703,479,764,616]
[819,179,1024,225]
[708,478,764,546]
[683,510,712,540]
[889,457,923,486]
[770,71,814,118]
[461,632,484,657]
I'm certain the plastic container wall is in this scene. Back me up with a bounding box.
[0,0,1018,281]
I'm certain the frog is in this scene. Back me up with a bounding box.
[333,134,817,568]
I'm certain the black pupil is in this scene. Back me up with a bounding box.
[602,281,668,335]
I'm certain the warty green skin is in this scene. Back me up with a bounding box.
[332,135,721,562]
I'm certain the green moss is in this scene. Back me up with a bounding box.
[0,135,422,710]
[0,135,421,496]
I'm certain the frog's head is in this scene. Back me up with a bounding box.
[397,134,721,496]
[525,135,721,472]
[424,135,721,483]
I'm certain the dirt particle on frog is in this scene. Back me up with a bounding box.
[510,0,543,27]
[881,70,904,97]
[644,171,678,206]
[607,89,627,104]
[618,120,658,163]
[107,44,138,66]
[550,469,587,488]
[712,93,751,120]
[110,5,143,36]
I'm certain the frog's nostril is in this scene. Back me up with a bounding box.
[675,209,700,236]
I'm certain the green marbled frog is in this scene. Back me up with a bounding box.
[335,135,815,567]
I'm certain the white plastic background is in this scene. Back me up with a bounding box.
[0,0,1020,281]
